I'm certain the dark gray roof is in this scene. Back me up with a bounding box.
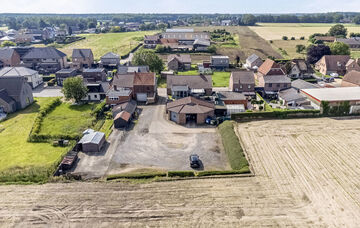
[85,82,110,93]
[167,54,191,64]
[23,47,66,59]
[279,88,307,102]
[118,66,149,74]
[101,52,120,59]
[72,49,93,58]
[0,88,15,104]
[0,76,27,99]
[247,54,261,64]
[112,74,135,88]
[79,129,105,145]
[217,91,246,101]
[167,75,213,89]
[56,68,77,74]
[264,75,291,83]
[112,100,137,116]
[0,67,37,77]
[291,79,319,90]
[83,68,105,73]
[0,48,16,60]
[231,71,255,84]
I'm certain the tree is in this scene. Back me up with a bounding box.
[68,26,72,35]
[328,24,347,37]
[1,41,16,47]
[88,22,96,28]
[132,49,164,73]
[329,42,350,55]
[236,55,240,65]
[353,16,360,25]
[290,37,295,40]
[241,14,257,26]
[207,45,217,54]
[306,44,331,64]
[62,77,88,103]
[282,36,288,40]
[296,44,306,53]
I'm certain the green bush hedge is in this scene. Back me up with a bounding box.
[197,167,250,177]
[218,121,249,170]
[231,109,321,120]
[28,98,62,142]
[168,171,195,178]
[92,101,107,120]
[106,172,167,180]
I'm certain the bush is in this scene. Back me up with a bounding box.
[290,37,295,40]
[300,36,305,40]
[47,78,56,86]
[91,101,107,120]
[28,98,62,142]
[168,171,195,178]
[231,109,321,120]
[197,167,250,177]
[269,40,273,43]
[282,36,288,40]
[106,172,167,180]
[42,75,55,82]
[218,121,249,170]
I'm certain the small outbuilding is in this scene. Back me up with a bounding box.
[112,100,137,128]
[78,129,106,153]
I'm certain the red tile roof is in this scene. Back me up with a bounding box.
[258,59,285,76]
[133,72,156,85]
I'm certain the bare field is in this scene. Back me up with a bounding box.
[250,23,360,40]
[271,39,307,59]
[1,118,360,227]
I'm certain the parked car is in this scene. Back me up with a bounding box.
[190,154,201,168]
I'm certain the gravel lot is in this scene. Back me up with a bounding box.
[1,118,360,226]
[107,101,230,174]
[33,84,63,97]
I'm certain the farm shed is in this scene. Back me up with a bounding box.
[78,129,106,153]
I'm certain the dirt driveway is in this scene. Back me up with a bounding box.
[107,100,230,174]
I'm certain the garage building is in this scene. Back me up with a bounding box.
[166,96,215,125]
[78,129,106,153]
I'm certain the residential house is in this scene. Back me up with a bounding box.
[167,75,213,98]
[144,35,161,48]
[166,96,215,125]
[336,38,360,49]
[229,71,256,96]
[342,71,360,87]
[71,49,94,70]
[78,129,106,153]
[345,59,360,72]
[82,81,109,101]
[111,72,157,103]
[211,56,229,69]
[14,34,34,44]
[55,68,77,86]
[257,59,285,78]
[100,52,120,68]
[167,54,191,71]
[0,48,21,67]
[118,65,149,74]
[0,67,43,88]
[0,76,34,113]
[315,55,350,76]
[82,68,106,82]
[258,75,291,97]
[162,29,210,42]
[287,59,314,79]
[278,88,310,108]
[291,79,320,91]
[11,46,33,60]
[217,91,248,108]
[106,88,132,106]
[42,27,56,40]
[112,100,137,128]
[221,20,232,26]
[22,47,68,74]
[246,54,263,69]
[6,29,18,38]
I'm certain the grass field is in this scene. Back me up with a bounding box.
[0,98,70,178]
[351,50,360,59]
[271,39,308,59]
[39,102,96,138]
[178,70,231,87]
[57,31,158,60]
[250,23,360,40]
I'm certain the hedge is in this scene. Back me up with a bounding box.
[168,171,195,178]
[106,172,167,180]
[28,98,62,142]
[218,121,249,170]
[42,75,55,82]
[197,167,250,177]
[91,101,107,120]
[231,109,321,120]
[256,93,273,111]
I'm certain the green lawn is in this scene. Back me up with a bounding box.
[39,102,96,138]
[99,119,113,139]
[0,98,70,181]
[351,50,360,59]
[58,31,159,60]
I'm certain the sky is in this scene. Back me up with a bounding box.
[1,0,360,14]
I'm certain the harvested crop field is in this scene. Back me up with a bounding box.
[1,118,360,227]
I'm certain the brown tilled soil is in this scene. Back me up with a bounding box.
[0,118,360,227]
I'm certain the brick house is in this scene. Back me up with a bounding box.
[82,68,107,82]
[144,35,161,48]
[71,49,94,70]
[258,75,291,92]
[0,48,21,67]
[315,55,350,76]
[167,54,191,71]
[167,75,212,98]
[342,71,360,87]
[229,71,255,96]
[257,59,285,78]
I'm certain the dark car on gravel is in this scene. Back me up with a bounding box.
[190,154,201,168]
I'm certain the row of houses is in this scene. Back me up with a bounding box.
[0,27,58,45]
[315,36,360,49]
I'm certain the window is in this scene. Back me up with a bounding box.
[277,84,280,88]
[269,83,272,87]
[94,95,98,99]
[239,85,243,89]
[109,97,119,101]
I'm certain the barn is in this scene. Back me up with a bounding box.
[78,129,106,153]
